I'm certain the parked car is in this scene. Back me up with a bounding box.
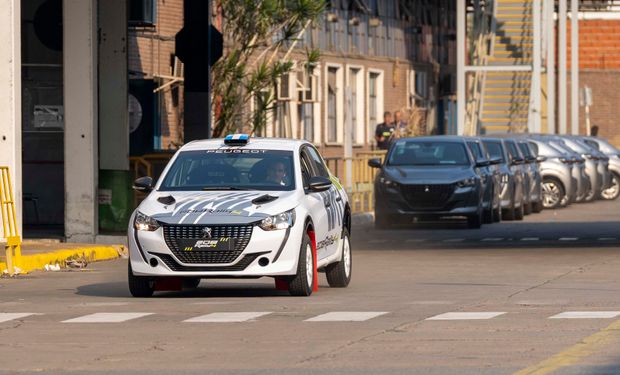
[128,135,352,297]
[465,137,502,223]
[532,135,583,204]
[556,136,605,201]
[516,139,543,213]
[482,138,525,220]
[369,136,492,229]
[581,136,620,200]
[526,138,576,209]
[566,135,612,198]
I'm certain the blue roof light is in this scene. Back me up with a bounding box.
[224,134,250,145]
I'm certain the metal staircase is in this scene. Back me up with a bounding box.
[479,0,534,134]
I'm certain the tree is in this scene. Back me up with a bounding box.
[212,0,326,138]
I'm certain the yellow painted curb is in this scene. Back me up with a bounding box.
[1,245,123,274]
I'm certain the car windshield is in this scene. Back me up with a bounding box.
[483,141,506,163]
[387,141,470,166]
[159,150,296,191]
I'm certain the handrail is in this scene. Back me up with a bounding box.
[465,1,496,136]
[0,166,21,275]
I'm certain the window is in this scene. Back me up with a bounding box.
[305,147,330,178]
[467,142,484,162]
[299,102,314,142]
[348,67,364,145]
[129,0,156,26]
[369,73,378,128]
[327,67,339,143]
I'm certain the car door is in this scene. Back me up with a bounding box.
[467,141,491,204]
[304,146,344,260]
[299,148,332,261]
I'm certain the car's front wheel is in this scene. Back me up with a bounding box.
[542,177,565,209]
[288,232,314,297]
[601,173,620,200]
[326,228,352,288]
[128,262,155,298]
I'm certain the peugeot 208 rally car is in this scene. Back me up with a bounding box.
[128,135,352,297]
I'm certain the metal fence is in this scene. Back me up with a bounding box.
[325,151,387,214]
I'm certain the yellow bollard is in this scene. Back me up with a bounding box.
[1,166,21,276]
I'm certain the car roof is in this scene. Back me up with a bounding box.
[179,137,310,152]
[395,135,466,143]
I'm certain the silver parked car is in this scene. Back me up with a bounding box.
[527,138,575,209]
[581,136,620,200]
[516,139,543,213]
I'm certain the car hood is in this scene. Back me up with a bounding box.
[137,190,300,225]
[384,165,475,184]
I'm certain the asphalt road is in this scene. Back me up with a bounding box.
[1,199,620,375]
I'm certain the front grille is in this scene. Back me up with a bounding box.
[151,252,263,272]
[401,184,455,210]
[163,225,253,264]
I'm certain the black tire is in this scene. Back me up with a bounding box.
[542,177,565,209]
[467,208,483,229]
[374,212,389,230]
[601,173,620,201]
[288,232,314,297]
[532,200,543,213]
[514,202,524,220]
[523,201,532,215]
[326,228,352,288]
[183,278,201,289]
[128,262,155,298]
[483,206,494,224]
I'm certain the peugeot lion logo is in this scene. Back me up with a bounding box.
[201,227,213,239]
[424,185,430,193]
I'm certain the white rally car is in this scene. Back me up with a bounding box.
[128,135,352,297]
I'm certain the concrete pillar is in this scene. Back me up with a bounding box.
[558,0,567,135]
[532,0,542,134]
[64,0,98,242]
[456,0,466,135]
[99,0,128,171]
[570,0,579,135]
[0,0,22,237]
[546,0,556,134]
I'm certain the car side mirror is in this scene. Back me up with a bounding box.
[308,176,332,192]
[511,158,524,166]
[475,160,490,167]
[490,157,503,165]
[526,156,537,163]
[368,158,382,169]
[133,176,154,193]
[536,155,547,163]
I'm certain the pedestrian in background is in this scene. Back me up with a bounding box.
[375,111,395,150]
[394,110,408,138]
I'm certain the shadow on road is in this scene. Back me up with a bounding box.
[76,280,290,298]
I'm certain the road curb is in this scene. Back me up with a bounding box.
[1,245,125,275]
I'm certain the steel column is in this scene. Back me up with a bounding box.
[547,0,556,134]
[457,0,466,135]
[532,0,542,134]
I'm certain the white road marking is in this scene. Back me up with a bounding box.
[62,313,153,323]
[0,313,37,323]
[305,312,388,322]
[426,312,506,320]
[598,237,617,241]
[443,238,465,243]
[521,237,540,241]
[184,312,272,323]
[549,311,620,319]
[559,237,578,241]
[482,238,504,242]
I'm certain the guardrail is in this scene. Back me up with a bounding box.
[325,151,386,214]
[1,166,21,275]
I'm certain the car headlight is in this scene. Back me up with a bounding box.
[456,177,477,188]
[501,174,509,184]
[134,211,160,231]
[259,209,295,231]
[380,177,399,188]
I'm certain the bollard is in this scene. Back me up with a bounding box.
[1,166,21,276]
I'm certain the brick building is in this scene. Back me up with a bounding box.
[128,0,458,159]
[567,15,620,146]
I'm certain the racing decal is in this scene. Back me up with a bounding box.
[316,234,339,251]
[318,187,345,232]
